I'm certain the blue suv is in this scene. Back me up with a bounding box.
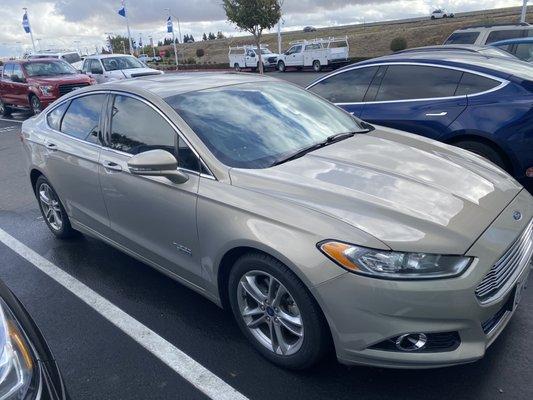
[307,51,533,192]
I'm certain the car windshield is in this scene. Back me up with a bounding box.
[166,82,366,169]
[23,60,77,76]
[62,53,81,64]
[101,56,144,71]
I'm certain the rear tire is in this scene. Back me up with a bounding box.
[35,176,78,239]
[454,140,507,170]
[312,60,321,72]
[0,99,12,117]
[234,63,241,72]
[30,95,42,115]
[228,252,330,370]
[277,60,286,72]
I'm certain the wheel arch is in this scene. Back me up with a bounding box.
[30,168,44,195]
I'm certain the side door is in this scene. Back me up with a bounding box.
[285,45,303,66]
[245,49,257,67]
[1,64,14,104]
[98,93,203,286]
[307,65,379,117]
[10,64,29,107]
[40,93,110,235]
[360,64,467,140]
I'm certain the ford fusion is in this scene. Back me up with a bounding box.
[21,73,532,369]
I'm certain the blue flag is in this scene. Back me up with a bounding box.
[118,7,126,17]
[167,16,173,33]
[22,12,31,33]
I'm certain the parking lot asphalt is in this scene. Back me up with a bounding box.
[0,72,532,400]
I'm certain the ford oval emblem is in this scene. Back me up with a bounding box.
[512,211,522,221]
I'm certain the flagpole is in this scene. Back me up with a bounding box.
[22,8,36,54]
[521,0,528,23]
[165,8,179,70]
[123,0,134,54]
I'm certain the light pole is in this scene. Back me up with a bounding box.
[35,38,42,51]
[521,0,528,23]
[149,35,156,58]
[73,40,81,54]
[165,8,179,69]
[121,41,126,54]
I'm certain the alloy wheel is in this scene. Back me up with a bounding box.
[39,183,63,231]
[237,270,304,356]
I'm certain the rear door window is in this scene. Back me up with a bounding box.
[445,32,480,44]
[60,94,106,141]
[455,73,501,96]
[12,64,25,81]
[486,29,525,44]
[513,43,533,61]
[375,65,462,101]
[309,66,378,103]
[2,64,14,79]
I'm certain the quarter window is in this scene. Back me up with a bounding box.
[309,66,378,103]
[486,30,524,44]
[2,64,14,79]
[12,64,25,80]
[375,65,462,101]
[455,73,500,96]
[46,102,69,131]
[514,43,533,61]
[60,94,105,141]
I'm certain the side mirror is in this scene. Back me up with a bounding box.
[127,149,188,184]
[11,75,25,83]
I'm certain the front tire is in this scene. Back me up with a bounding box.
[277,60,286,72]
[234,63,241,72]
[0,99,12,117]
[35,176,78,239]
[454,140,507,170]
[30,95,42,115]
[228,252,329,370]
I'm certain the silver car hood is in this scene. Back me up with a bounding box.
[229,127,522,254]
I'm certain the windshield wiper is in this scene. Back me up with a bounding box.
[271,130,364,167]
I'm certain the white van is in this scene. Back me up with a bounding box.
[228,45,279,71]
[277,37,349,72]
[444,23,533,46]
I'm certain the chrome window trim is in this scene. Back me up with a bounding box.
[306,61,509,105]
[44,90,217,180]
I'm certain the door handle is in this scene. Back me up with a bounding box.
[425,112,448,116]
[101,160,122,172]
[45,143,58,151]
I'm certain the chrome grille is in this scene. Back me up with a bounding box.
[475,219,533,303]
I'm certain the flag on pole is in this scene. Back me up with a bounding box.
[118,0,126,17]
[22,12,31,33]
[167,16,173,33]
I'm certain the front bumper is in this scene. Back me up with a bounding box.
[313,189,533,368]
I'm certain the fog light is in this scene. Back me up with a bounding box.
[526,167,533,178]
[395,333,427,352]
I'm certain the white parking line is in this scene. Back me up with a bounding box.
[0,227,249,400]
[0,118,23,123]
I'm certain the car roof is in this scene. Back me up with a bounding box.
[491,37,533,45]
[86,54,136,59]
[99,72,279,99]
[397,44,515,58]
[333,51,533,82]
[453,23,531,31]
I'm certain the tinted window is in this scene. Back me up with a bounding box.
[514,43,533,61]
[89,59,103,74]
[61,95,105,140]
[12,64,25,80]
[167,82,365,169]
[309,67,378,103]
[375,66,462,101]
[445,32,480,44]
[486,30,524,44]
[455,73,500,95]
[2,64,14,79]
[46,102,69,131]
[109,95,176,156]
[178,137,201,172]
[61,53,81,64]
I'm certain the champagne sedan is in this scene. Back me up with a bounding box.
[21,73,532,369]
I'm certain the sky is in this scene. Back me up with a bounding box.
[0,0,524,57]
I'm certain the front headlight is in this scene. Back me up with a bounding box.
[0,298,35,400]
[318,241,472,279]
[39,85,54,95]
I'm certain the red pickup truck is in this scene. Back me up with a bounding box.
[0,58,94,116]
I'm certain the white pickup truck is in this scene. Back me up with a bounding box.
[228,45,280,71]
[276,37,349,72]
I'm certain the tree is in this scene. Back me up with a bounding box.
[390,36,407,52]
[208,32,216,40]
[196,48,205,58]
[109,34,132,54]
[202,33,208,41]
[223,0,281,73]
[216,31,226,39]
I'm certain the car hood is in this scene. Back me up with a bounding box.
[28,74,91,85]
[116,67,162,78]
[229,127,522,254]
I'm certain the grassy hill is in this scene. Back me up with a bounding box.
[171,6,531,66]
